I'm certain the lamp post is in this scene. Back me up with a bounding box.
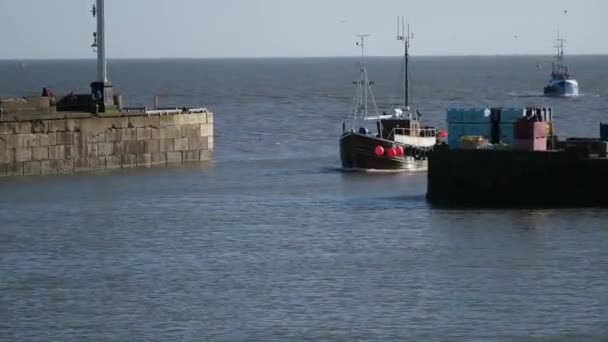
[91,0,114,112]
[96,0,107,83]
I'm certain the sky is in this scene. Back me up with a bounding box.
[0,0,606,59]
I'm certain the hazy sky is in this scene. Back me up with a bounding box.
[0,0,605,59]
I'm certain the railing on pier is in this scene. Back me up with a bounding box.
[122,107,209,116]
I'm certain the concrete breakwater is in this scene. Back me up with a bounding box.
[0,110,213,177]
[427,146,608,207]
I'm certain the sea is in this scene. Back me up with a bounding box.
[1,56,608,341]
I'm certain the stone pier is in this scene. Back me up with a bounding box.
[0,110,213,177]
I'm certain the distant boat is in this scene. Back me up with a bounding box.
[543,32,579,97]
[18,63,25,69]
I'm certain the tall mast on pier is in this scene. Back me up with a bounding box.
[91,0,114,112]
[96,0,108,83]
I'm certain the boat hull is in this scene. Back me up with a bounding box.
[544,79,579,97]
[339,132,428,170]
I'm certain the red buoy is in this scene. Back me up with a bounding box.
[395,146,404,157]
[374,145,385,156]
[386,147,397,158]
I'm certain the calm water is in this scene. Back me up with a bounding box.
[1,57,608,341]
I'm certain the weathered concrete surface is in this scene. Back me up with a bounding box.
[0,111,213,177]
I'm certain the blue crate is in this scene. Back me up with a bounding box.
[463,123,492,139]
[447,108,464,123]
[447,123,464,147]
[461,108,492,123]
[601,123,608,141]
[448,123,492,147]
[499,123,515,144]
[500,107,526,123]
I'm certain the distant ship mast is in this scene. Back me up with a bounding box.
[552,28,570,80]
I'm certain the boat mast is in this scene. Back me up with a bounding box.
[346,34,380,134]
[397,17,413,110]
[560,28,564,58]
[356,34,370,119]
[556,28,564,63]
[552,27,567,78]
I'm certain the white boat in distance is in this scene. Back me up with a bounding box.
[544,31,579,97]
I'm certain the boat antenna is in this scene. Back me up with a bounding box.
[397,17,413,110]
[355,34,370,63]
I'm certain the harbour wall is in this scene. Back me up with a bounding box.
[427,146,608,207]
[0,111,213,177]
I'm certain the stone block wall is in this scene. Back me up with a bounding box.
[0,112,213,177]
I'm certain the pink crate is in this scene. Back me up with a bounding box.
[514,138,547,151]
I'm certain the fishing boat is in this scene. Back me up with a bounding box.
[543,31,579,97]
[339,19,440,171]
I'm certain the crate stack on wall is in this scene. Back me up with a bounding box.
[447,108,493,147]
[446,107,552,149]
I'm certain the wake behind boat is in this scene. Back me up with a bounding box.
[544,31,579,97]
[339,20,441,171]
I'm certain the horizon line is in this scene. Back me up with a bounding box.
[2,53,608,61]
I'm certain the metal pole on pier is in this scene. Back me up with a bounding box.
[96,0,108,83]
[91,0,115,112]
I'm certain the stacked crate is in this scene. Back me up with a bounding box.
[514,120,548,151]
[447,107,553,150]
[498,108,527,145]
[447,108,492,147]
